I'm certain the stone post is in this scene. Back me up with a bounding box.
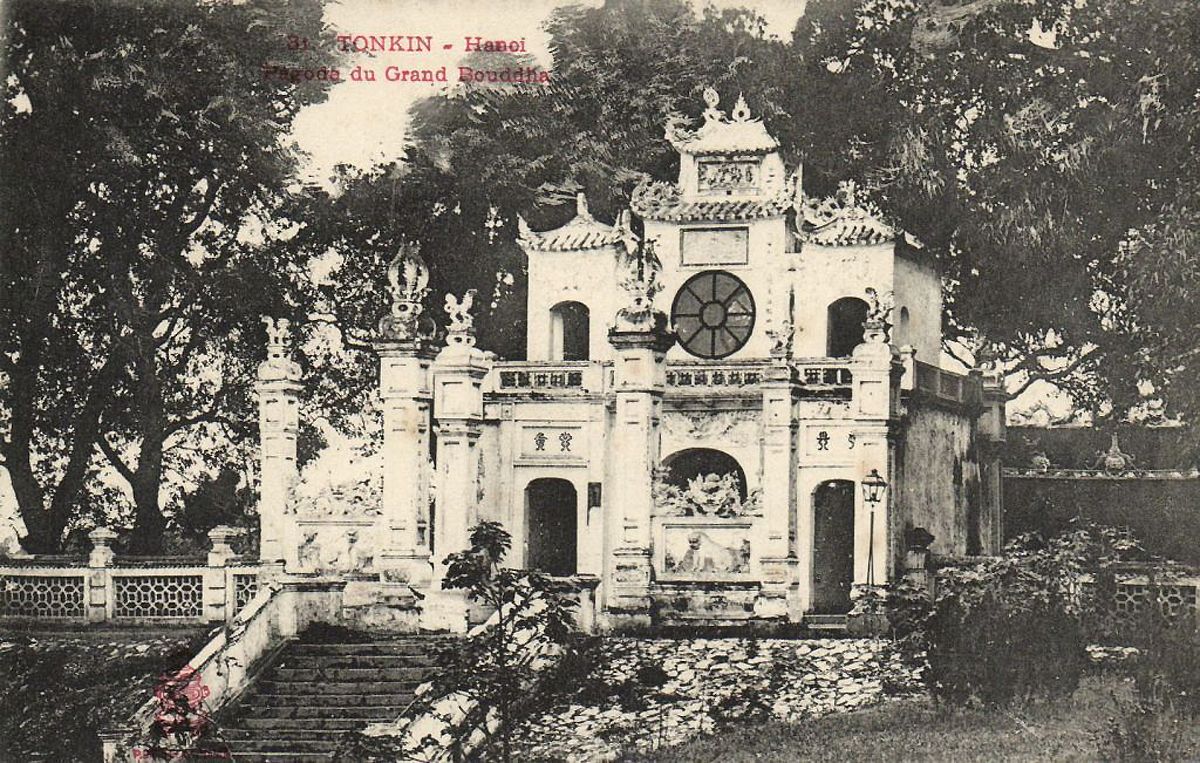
[204,525,238,622]
[207,525,239,567]
[757,360,799,619]
[977,370,1008,553]
[373,241,436,583]
[374,344,435,582]
[255,318,303,565]
[425,291,491,632]
[606,325,673,625]
[88,526,117,568]
[87,527,116,624]
[851,317,902,593]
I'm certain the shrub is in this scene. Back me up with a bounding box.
[1099,698,1198,762]
[889,525,1138,707]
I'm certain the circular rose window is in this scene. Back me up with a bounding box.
[671,271,755,359]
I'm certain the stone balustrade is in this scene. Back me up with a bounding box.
[490,360,604,394]
[912,360,982,407]
[0,526,261,625]
[487,357,862,399]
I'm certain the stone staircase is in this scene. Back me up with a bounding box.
[217,635,452,762]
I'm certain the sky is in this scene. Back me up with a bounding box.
[292,0,808,184]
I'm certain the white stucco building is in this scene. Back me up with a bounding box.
[256,91,1006,630]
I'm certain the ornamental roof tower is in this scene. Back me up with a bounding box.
[632,89,796,224]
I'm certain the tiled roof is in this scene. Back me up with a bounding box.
[631,180,795,222]
[667,92,779,156]
[799,182,897,246]
[517,194,633,252]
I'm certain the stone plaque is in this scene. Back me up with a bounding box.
[697,158,758,193]
[518,424,585,460]
[657,519,754,581]
[802,424,858,462]
[680,227,749,266]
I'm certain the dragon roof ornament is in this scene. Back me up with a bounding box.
[516,193,634,253]
[800,180,899,246]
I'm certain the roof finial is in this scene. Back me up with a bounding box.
[575,192,593,221]
[730,93,751,123]
[702,86,723,124]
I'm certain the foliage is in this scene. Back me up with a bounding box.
[333,522,580,762]
[889,525,1143,706]
[338,0,1200,429]
[0,0,341,552]
[142,666,230,761]
[628,675,1193,762]
[0,630,209,761]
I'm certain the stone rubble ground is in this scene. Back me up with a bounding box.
[511,637,923,761]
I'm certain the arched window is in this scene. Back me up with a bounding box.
[550,301,590,361]
[661,448,747,500]
[897,306,910,345]
[827,297,869,357]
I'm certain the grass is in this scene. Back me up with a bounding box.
[622,675,1200,762]
[0,625,211,762]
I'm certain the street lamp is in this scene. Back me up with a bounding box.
[861,469,888,505]
[861,469,888,587]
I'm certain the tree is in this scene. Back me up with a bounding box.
[833,0,1200,423]
[0,0,341,551]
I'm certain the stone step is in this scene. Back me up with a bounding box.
[227,753,333,762]
[274,653,439,669]
[806,614,849,630]
[222,737,340,754]
[233,718,367,732]
[268,666,432,682]
[288,641,453,656]
[222,729,341,742]
[244,705,402,721]
[254,692,415,708]
[256,679,422,694]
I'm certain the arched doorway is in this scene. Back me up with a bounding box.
[827,297,869,357]
[525,478,577,576]
[550,301,590,361]
[661,448,747,499]
[812,479,855,613]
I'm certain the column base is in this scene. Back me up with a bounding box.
[377,550,433,586]
[419,588,470,633]
[758,556,802,621]
[607,547,653,621]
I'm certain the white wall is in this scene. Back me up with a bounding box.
[893,252,943,366]
[526,246,621,362]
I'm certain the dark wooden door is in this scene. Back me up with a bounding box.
[812,480,855,614]
[526,479,577,576]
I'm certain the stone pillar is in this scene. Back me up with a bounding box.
[606,326,672,625]
[87,527,116,624]
[204,526,237,623]
[88,526,117,568]
[373,241,436,582]
[977,370,1008,554]
[255,318,303,564]
[851,318,902,590]
[425,291,491,632]
[374,343,435,582]
[758,360,799,619]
